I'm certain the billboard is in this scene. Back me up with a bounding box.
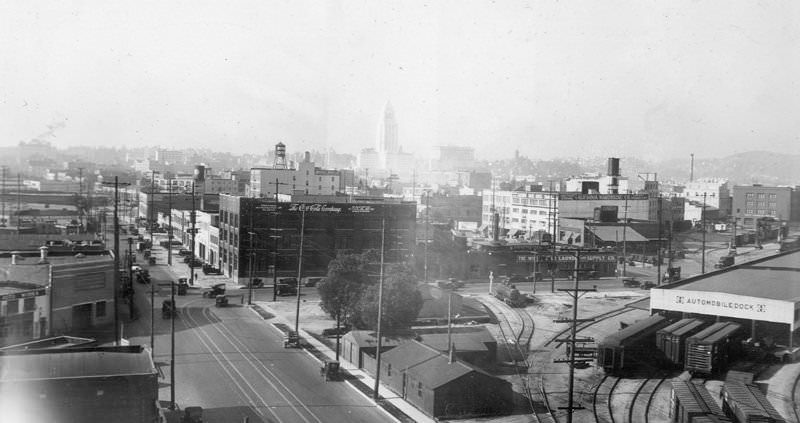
[650,288,795,328]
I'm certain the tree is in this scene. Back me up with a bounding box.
[353,263,423,331]
[317,252,372,359]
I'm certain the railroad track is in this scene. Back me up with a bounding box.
[545,306,635,348]
[791,368,800,423]
[494,301,556,423]
[588,376,666,423]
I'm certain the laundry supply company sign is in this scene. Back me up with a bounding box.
[650,289,792,325]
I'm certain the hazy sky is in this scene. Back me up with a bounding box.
[2,1,798,160]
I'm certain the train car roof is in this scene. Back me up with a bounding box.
[688,322,736,343]
[670,319,708,337]
[658,318,696,335]
[722,381,785,422]
[696,322,741,344]
[599,314,667,347]
[670,379,725,417]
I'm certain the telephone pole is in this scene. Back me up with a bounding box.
[553,249,596,423]
[101,176,130,345]
[149,170,155,247]
[294,209,306,337]
[167,181,173,266]
[0,165,6,227]
[701,192,707,274]
[657,195,663,285]
[373,217,386,400]
[270,178,289,301]
[189,182,197,286]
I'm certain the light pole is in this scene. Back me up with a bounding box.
[170,274,176,410]
[101,176,129,346]
[167,181,173,266]
[701,192,707,274]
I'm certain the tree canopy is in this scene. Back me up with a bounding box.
[317,252,373,327]
[352,263,423,331]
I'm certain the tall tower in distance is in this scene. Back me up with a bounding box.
[377,101,399,154]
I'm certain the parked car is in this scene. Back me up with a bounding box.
[303,277,324,287]
[622,278,641,288]
[178,248,192,256]
[640,281,657,290]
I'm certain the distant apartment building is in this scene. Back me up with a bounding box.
[732,184,793,230]
[154,149,184,165]
[683,178,731,217]
[250,151,340,198]
[481,186,559,239]
[430,146,476,171]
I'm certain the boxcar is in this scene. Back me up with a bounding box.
[657,319,693,352]
[685,322,742,375]
[670,379,730,423]
[663,319,709,367]
[492,284,527,307]
[721,381,785,423]
[597,314,670,375]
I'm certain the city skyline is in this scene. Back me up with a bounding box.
[2,1,799,161]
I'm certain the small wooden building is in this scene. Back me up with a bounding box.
[379,341,512,419]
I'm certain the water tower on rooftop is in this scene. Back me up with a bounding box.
[274,142,287,169]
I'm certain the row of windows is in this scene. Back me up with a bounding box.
[744,209,777,216]
[3,298,36,315]
[745,193,778,200]
[745,201,776,208]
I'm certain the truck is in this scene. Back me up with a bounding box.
[714,255,734,269]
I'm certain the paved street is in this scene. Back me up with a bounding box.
[122,238,391,423]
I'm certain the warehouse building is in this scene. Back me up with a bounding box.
[217,195,416,284]
[650,250,800,346]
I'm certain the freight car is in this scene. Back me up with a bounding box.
[721,381,785,423]
[779,235,800,253]
[657,319,696,352]
[669,379,730,423]
[685,322,743,375]
[597,314,670,375]
[658,318,709,368]
[492,283,527,307]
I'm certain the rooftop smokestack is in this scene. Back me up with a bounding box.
[39,246,49,263]
[690,153,695,182]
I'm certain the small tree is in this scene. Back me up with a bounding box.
[353,263,423,331]
[317,252,372,359]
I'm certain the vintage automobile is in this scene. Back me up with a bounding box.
[283,331,300,348]
[202,283,226,298]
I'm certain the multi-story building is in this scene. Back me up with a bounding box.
[217,195,416,284]
[250,151,341,198]
[154,149,184,165]
[481,186,559,239]
[683,178,731,217]
[429,146,476,171]
[732,184,793,230]
[0,247,115,346]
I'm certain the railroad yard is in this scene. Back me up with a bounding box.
[263,272,800,423]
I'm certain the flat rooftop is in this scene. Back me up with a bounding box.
[665,250,800,302]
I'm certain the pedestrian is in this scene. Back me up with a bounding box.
[195,272,198,281]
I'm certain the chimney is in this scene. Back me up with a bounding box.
[39,246,49,263]
[11,254,19,265]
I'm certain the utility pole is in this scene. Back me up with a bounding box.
[189,182,196,286]
[373,217,386,400]
[78,167,84,231]
[0,165,6,227]
[17,173,22,229]
[271,178,288,301]
[149,170,155,247]
[701,192,707,274]
[424,191,429,283]
[167,181,173,266]
[294,209,306,336]
[622,191,629,277]
[657,195,663,285]
[549,181,557,293]
[127,237,135,319]
[553,249,595,423]
[247,199,255,305]
[170,270,176,410]
[101,176,130,346]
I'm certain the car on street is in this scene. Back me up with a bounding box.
[622,278,641,288]
[303,277,324,287]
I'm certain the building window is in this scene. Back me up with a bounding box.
[96,301,107,318]
[745,209,754,215]
[769,193,777,200]
[757,193,766,199]
[417,381,423,397]
[6,299,18,315]
[23,298,35,312]
[746,193,754,199]
[387,363,392,376]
